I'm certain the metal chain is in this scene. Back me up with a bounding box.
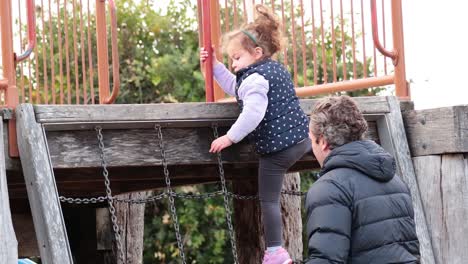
[155,125,187,264]
[59,196,107,204]
[59,190,304,205]
[96,126,125,263]
[212,125,240,264]
[114,192,168,204]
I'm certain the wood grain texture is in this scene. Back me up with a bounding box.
[403,105,468,156]
[33,97,390,124]
[384,97,435,264]
[281,172,303,261]
[0,118,18,263]
[413,155,468,264]
[16,104,73,264]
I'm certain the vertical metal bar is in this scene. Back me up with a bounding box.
[382,0,387,75]
[18,0,25,103]
[350,0,357,79]
[87,0,95,104]
[48,0,56,104]
[57,0,65,104]
[242,0,247,22]
[233,0,238,27]
[311,0,317,85]
[40,0,49,103]
[319,0,327,83]
[280,0,287,66]
[34,34,40,104]
[290,0,298,86]
[299,0,308,86]
[373,0,378,77]
[72,0,80,104]
[64,0,72,104]
[210,0,225,101]
[1,0,20,156]
[224,0,232,71]
[28,47,33,103]
[391,0,408,98]
[360,0,367,77]
[340,0,347,80]
[96,0,110,104]
[330,0,337,82]
[79,0,88,104]
[201,0,214,102]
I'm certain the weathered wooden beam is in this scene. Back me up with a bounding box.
[413,154,468,264]
[403,105,468,156]
[0,117,18,264]
[44,124,377,169]
[33,97,390,124]
[16,104,74,264]
[378,97,436,264]
[281,173,303,261]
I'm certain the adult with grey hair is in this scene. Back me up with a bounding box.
[305,96,420,263]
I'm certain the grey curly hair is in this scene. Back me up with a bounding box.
[309,96,368,150]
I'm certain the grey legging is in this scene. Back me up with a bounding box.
[258,137,312,247]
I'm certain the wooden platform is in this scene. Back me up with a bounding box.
[4,96,440,264]
[4,97,393,201]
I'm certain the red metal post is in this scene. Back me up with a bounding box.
[96,0,110,104]
[391,0,409,99]
[201,0,214,102]
[1,0,20,157]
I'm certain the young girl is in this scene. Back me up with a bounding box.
[201,5,310,264]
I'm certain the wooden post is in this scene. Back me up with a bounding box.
[99,192,148,264]
[233,176,264,263]
[281,172,302,260]
[0,117,18,263]
[16,103,73,264]
[377,97,436,264]
[413,154,468,264]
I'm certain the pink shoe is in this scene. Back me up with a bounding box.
[262,247,293,264]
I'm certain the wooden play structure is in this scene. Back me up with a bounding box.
[1,0,467,264]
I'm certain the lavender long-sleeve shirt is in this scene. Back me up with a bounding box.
[213,63,269,143]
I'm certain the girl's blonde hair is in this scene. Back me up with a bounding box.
[222,5,283,58]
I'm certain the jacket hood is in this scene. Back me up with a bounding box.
[320,140,396,182]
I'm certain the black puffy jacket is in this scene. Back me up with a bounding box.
[305,140,420,264]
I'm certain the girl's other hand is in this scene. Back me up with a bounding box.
[209,135,233,153]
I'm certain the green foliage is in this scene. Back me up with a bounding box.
[143,185,233,264]
[116,0,205,103]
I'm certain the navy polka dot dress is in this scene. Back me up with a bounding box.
[235,59,309,155]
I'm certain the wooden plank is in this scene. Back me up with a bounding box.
[16,103,74,264]
[403,105,468,156]
[33,97,390,124]
[380,96,436,264]
[412,156,443,264]
[413,155,468,264]
[439,155,468,264]
[0,117,18,264]
[281,172,303,261]
[45,123,377,169]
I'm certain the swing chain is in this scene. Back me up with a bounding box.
[155,125,187,264]
[96,126,125,263]
[212,125,240,264]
